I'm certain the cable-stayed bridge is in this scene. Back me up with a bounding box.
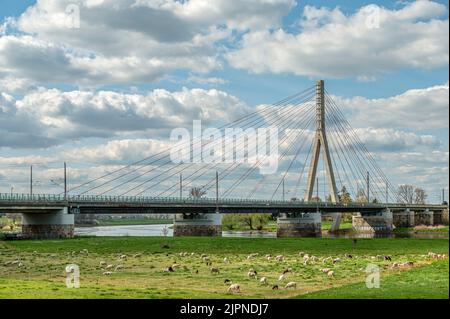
[0,81,447,238]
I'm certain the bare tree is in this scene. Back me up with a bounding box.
[189,186,207,199]
[397,184,415,204]
[414,187,427,204]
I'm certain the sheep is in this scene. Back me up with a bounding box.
[310,256,318,263]
[282,268,293,274]
[322,257,332,264]
[285,282,297,289]
[327,270,334,277]
[227,284,240,293]
[265,254,272,258]
[298,252,305,257]
[248,271,257,279]
[333,258,341,264]
[202,256,210,263]
[223,257,229,264]
[210,267,220,274]
[275,255,284,262]
[201,254,208,258]
[103,271,113,276]
[384,256,392,261]
[224,279,232,285]
[172,263,182,269]
[163,266,174,272]
[247,253,259,259]
[260,277,268,285]
[272,285,279,290]
[115,265,123,271]
[105,264,114,270]
[133,253,142,258]
[391,263,399,269]
[345,254,353,259]
[278,274,285,282]
[119,254,127,260]
[266,256,272,261]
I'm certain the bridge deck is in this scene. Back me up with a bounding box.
[0,193,447,214]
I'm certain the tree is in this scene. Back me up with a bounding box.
[338,186,352,204]
[189,186,207,199]
[397,184,414,204]
[355,189,367,203]
[414,187,427,204]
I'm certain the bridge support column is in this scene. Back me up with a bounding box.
[352,209,393,234]
[414,209,433,226]
[277,212,321,237]
[393,209,415,228]
[433,209,448,225]
[22,208,74,239]
[173,213,222,237]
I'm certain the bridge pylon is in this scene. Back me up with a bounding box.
[304,80,341,231]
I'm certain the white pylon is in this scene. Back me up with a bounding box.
[304,80,341,231]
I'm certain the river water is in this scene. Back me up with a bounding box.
[75,224,448,239]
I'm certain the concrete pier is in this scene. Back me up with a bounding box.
[414,209,434,226]
[277,212,321,237]
[352,209,393,233]
[393,209,415,228]
[173,213,222,236]
[22,208,74,239]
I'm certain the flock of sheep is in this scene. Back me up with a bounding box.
[1,247,447,295]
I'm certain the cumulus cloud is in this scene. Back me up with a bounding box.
[0,0,295,86]
[0,87,251,148]
[227,1,449,78]
[332,83,449,130]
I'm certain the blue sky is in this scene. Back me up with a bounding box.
[0,0,448,202]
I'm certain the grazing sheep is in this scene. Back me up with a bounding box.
[115,265,123,271]
[227,284,240,293]
[391,263,399,269]
[223,257,229,264]
[103,271,112,276]
[172,263,181,269]
[278,274,285,282]
[247,253,259,259]
[119,254,127,260]
[266,256,272,261]
[384,256,392,261]
[327,270,334,277]
[202,256,210,263]
[333,258,341,264]
[260,277,268,285]
[298,252,305,257]
[163,266,174,272]
[282,268,293,274]
[210,267,220,274]
[133,253,142,258]
[272,285,279,290]
[105,264,114,270]
[275,255,284,262]
[224,279,232,285]
[265,254,272,258]
[285,282,297,289]
[248,271,257,279]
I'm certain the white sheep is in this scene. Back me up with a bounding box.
[103,271,112,276]
[105,264,114,270]
[285,282,297,289]
[275,255,284,262]
[223,257,229,264]
[260,277,268,285]
[115,265,123,271]
[327,270,334,277]
[278,274,285,282]
[227,284,240,293]
[247,253,259,259]
[248,271,257,279]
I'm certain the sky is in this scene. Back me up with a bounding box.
[0,0,448,203]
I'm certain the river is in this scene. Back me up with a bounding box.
[75,224,448,239]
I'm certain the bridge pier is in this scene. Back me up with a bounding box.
[393,209,415,228]
[173,213,222,237]
[352,209,393,234]
[22,208,74,239]
[414,209,433,226]
[277,212,321,237]
[433,209,449,225]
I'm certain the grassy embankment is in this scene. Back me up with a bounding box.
[0,237,448,299]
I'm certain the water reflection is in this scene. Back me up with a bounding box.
[75,224,448,239]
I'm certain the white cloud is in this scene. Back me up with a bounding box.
[0,87,251,148]
[227,1,449,78]
[332,83,449,130]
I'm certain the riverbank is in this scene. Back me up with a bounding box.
[0,237,448,299]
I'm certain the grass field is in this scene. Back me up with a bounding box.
[0,237,448,299]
